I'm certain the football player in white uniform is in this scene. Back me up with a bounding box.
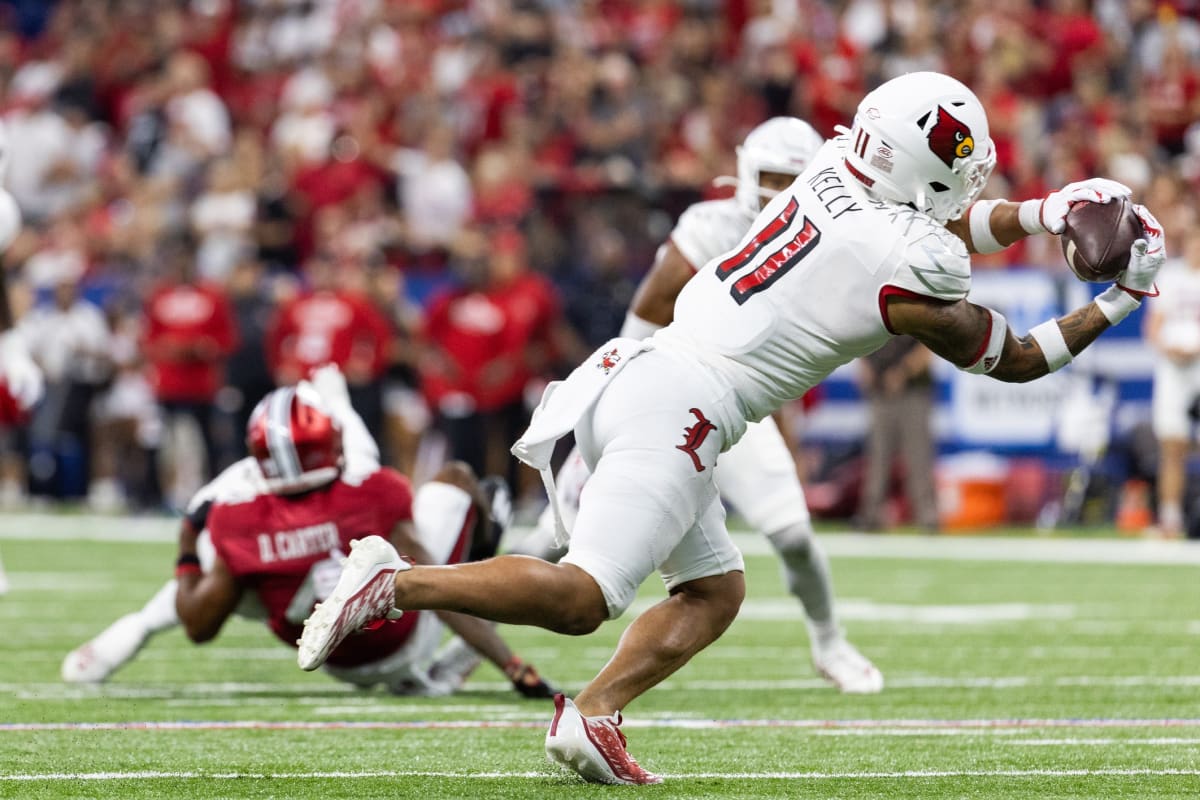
[506,117,882,694]
[298,72,1165,784]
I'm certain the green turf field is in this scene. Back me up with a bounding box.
[2,513,1199,799]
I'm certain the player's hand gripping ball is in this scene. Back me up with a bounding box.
[1060,196,1145,283]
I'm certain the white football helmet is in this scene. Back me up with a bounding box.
[733,117,825,214]
[842,72,995,223]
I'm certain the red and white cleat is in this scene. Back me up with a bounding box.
[544,694,662,785]
[296,536,406,671]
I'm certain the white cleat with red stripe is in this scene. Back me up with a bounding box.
[296,536,406,671]
[544,694,662,785]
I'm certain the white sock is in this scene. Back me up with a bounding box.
[139,579,181,633]
[1160,502,1184,533]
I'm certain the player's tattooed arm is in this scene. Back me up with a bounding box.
[886,294,1111,383]
[628,241,697,327]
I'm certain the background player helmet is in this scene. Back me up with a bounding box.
[842,71,996,223]
[246,382,343,494]
[734,117,824,214]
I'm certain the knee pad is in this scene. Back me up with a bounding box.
[765,521,815,561]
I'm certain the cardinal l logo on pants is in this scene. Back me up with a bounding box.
[675,408,716,472]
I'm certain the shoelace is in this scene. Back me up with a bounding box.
[593,711,627,748]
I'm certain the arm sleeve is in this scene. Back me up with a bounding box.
[336,397,381,478]
[185,499,213,533]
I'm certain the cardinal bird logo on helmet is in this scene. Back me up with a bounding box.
[926,106,974,167]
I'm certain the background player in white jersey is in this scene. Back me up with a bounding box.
[509,117,882,694]
[61,365,553,698]
[298,72,1166,785]
[1144,227,1200,537]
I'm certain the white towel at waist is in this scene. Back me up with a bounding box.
[511,337,654,545]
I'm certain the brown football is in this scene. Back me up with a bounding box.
[1060,196,1144,283]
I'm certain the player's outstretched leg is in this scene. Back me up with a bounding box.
[62,579,180,683]
[766,522,883,694]
[299,539,610,673]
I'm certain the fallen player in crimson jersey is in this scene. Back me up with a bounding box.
[63,366,554,698]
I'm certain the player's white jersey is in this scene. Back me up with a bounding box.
[658,139,971,422]
[1150,260,1200,355]
[187,457,267,513]
[670,197,758,272]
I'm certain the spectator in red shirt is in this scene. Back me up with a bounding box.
[266,254,394,448]
[420,226,577,491]
[142,238,238,485]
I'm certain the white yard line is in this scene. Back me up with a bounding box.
[2,768,1199,781]
[2,514,1199,565]
[1006,738,1200,746]
[4,718,1200,732]
[9,674,1200,700]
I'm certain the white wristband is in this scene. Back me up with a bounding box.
[1028,319,1073,372]
[1018,199,1047,234]
[968,199,1006,254]
[618,311,664,341]
[1093,285,1142,325]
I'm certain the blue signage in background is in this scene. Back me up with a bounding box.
[803,269,1154,459]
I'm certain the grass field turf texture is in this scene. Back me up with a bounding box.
[1,514,1198,799]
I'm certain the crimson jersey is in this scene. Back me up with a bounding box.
[143,281,238,402]
[208,467,418,667]
[266,290,393,382]
[421,272,560,411]
[0,382,23,425]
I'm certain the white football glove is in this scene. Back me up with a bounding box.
[0,330,44,412]
[1116,204,1165,297]
[1032,178,1133,235]
[307,363,352,413]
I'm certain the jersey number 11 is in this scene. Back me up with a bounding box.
[714,197,822,305]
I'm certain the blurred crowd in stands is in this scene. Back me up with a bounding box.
[0,0,1197,516]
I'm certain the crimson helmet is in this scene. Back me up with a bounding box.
[246,382,343,494]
